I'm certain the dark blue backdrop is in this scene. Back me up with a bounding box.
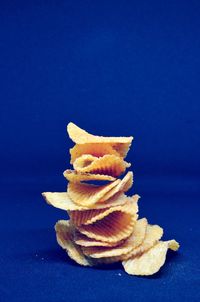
[0,1,200,301]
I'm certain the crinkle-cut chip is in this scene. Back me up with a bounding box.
[55,220,92,266]
[73,154,131,177]
[82,218,147,258]
[67,122,133,158]
[63,169,116,183]
[42,192,128,211]
[69,197,138,227]
[122,240,180,276]
[77,202,138,243]
[70,143,120,164]
[74,230,124,247]
[67,179,120,207]
[100,172,133,202]
[121,224,164,261]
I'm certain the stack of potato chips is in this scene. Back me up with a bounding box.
[42,123,179,276]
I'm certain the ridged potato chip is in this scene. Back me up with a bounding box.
[67,122,133,157]
[73,154,130,177]
[55,220,92,266]
[122,224,163,261]
[100,172,133,202]
[63,169,116,182]
[74,230,124,247]
[69,197,138,227]
[42,192,128,211]
[81,218,147,258]
[77,202,138,243]
[70,143,120,164]
[122,240,179,276]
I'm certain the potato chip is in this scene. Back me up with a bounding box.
[67,179,120,207]
[81,218,147,258]
[63,169,116,182]
[55,220,92,266]
[77,202,138,243]
[73,154,130,177]
[122,224,163,260]
[67,122,133,157]
[42,191,128,211]
[70,143,120,164]
[122,240,179,276]
[74,230,124,247]
[69,198,138,226]
[100,172,133,202]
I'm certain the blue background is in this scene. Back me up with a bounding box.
[0,0,200,301]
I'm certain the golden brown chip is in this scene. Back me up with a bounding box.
[70,143,120,164]
[100,172,133,202]
[77,202,138,243]
[81,218,147,258]
[42,191,128,211]
[63,169,116,182]
[69,197,138,227]
[55,220,92,266]
[74,230,124,247]
[122,240,179,276]
[73,154,130,177]
[122,223,164,260]
[67,178,120,207]
[67,122,133,157]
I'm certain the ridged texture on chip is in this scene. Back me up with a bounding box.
[122,240,179,276]
[67,122,133,157]
[122,224,163,260]
[63,169,116,182]
[55,220,92,266]
[42,192,128,211]
[70,143,120,164]
[74,230,124,247]
[81,218,147,258]
[67,179,121,207]
[100,172,133,202]
[77,202,138,243]
[73,154,131,177]
[69,197,138,227]
[91,222,163,264]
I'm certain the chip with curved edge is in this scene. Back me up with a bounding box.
[74,230,124,247]
[67,122,133,157]
[70,143,120,164]
[73,154,131,177]
[91,223,163,264]
[67,178,121,207]
[81,218,147,258]
[122,240,179,276]
[121,223,164,260]
[77,202,138,243]
[100,172,133,202]
[42,191,128,211]
[55,220,92,266]
[69,197,138,227]
[63,169,116,183]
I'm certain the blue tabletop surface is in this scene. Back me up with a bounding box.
[0,1,200,301]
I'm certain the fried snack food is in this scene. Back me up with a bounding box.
[55,220,92,266]
[73,154,130,177]
[81,218,147,258]
[42,192,128,211]
[42,122,180,276]
[70,143,120,164]
[67,172,133,207]
[67,122,133,158]
[77,201,138,243]
[122,240,179,276]
[63,169,116,182]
